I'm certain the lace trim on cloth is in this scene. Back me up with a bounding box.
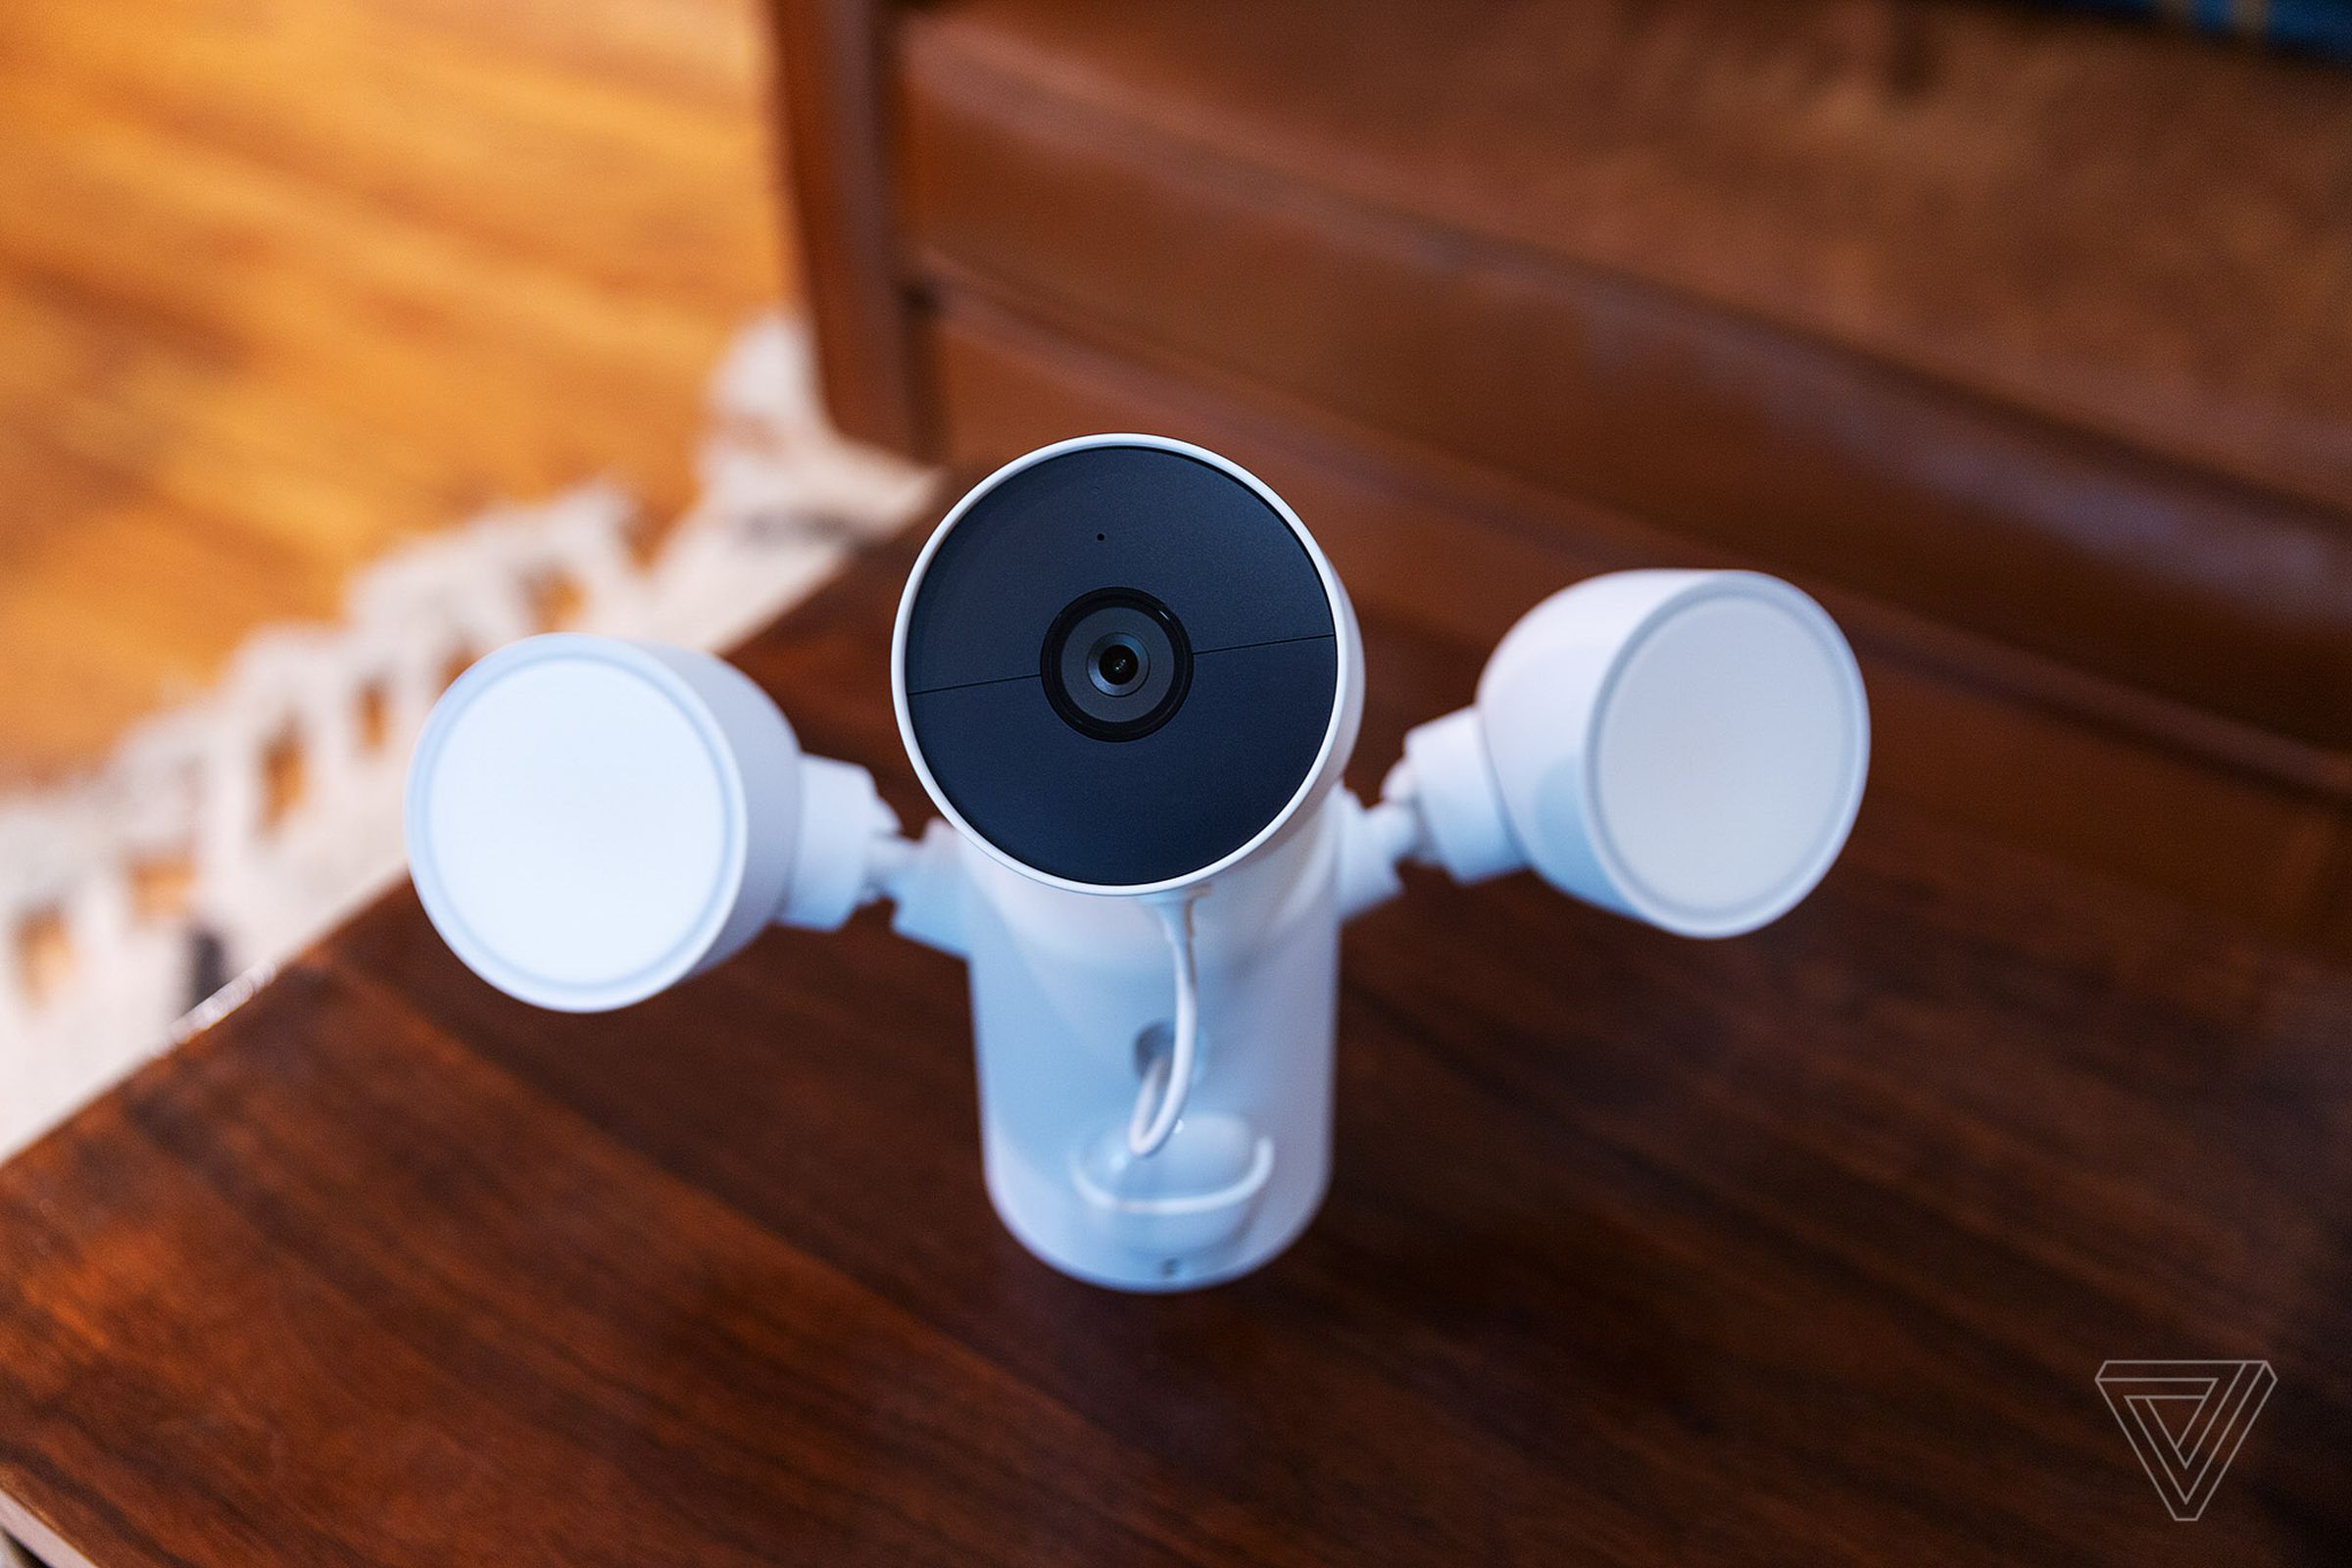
[0,315,935,1158]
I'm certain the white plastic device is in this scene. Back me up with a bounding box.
[406,434,1868,1291]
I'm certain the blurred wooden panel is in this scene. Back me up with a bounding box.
[917,288,2352,950]
[0,0,790,788]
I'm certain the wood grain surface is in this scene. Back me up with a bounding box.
[0,0,786,788]
[2,518,2348,1566]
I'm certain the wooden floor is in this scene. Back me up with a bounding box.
[0,0,790,789]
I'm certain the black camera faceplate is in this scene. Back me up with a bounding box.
[904,444,1339,887]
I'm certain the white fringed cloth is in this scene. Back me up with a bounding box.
[0,316,934,1158]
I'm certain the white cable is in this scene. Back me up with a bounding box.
[1127,889,1202,1157]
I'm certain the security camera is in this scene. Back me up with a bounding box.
[895,436,1362,892]
[407,433,1868,1291]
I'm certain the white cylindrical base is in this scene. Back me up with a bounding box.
[956,800,1344,1291]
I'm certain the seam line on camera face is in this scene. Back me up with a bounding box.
[1188,632,1336,660]
[904,667,1045,697]
[906,632,1335,696]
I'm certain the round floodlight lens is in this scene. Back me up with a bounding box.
[405,635,801,1011]
[1473,570,1867,938]
[1589,587,1863,933]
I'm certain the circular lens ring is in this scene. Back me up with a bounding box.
[1041,588,1193,741]
[1089,633,1148,696]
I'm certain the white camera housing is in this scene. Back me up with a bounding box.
[407,433,1869,1291]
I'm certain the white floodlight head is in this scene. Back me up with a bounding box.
[406,634,894,1011]
[1398,570,1869,937]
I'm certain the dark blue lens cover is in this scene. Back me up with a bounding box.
[904,444,1339,886]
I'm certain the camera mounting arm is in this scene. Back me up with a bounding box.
[865,817,974,957]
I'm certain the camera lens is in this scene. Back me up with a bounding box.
[1042,590,1191,740]
[1089,634,1146,696]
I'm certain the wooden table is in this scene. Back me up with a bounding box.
[3,521,2348,1567]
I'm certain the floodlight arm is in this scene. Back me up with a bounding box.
[771,755,912,932]
[1327,710,1534,928]
[871,817,975,958]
